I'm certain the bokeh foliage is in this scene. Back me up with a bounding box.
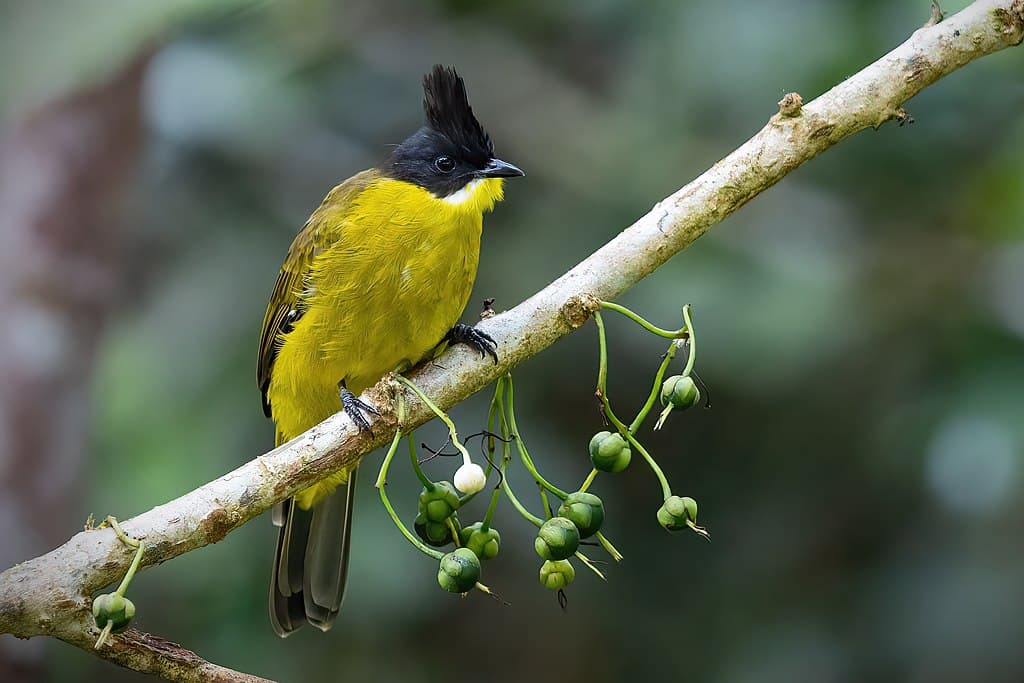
[2,1,1023,681]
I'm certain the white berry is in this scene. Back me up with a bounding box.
[454,463,487,494]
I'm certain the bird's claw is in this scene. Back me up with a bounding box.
[339,382,379,434]
[446,324,498,364]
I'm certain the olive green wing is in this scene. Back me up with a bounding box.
[257,169,379,417]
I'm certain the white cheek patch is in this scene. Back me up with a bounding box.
[442,178,483,205]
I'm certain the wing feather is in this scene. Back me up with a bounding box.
[257,169,379,416]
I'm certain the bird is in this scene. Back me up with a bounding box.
[257,65,524,636]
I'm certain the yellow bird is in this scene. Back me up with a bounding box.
[257,65,523,636]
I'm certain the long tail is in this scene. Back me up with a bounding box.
[269,469,356,636]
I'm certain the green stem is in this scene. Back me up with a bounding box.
[407,429,434,490]
[106,517,143,597]
[447,517,462,547]
[595,311,609,392]
[594,311,632,436]
[496,377,512,464]
[597,383,631,435]
[599,301,687,339]
[628,339,679,434]
[502,474,544,528]
[480,484,501,533]
[539,485,553,519]
[396,375,473,468]
[373,420,401,489]
[95,517,145,650]
[504,374,569,500]
[623,429,673,501]
[578,468,599,493]
[495,375,543,527]
[479,385,503,532]
[117,545,144,597]
[485,385,500,469]
[375,396,444,561]
[681,304,697,377]
[594,312,674,502]
[480,378,507,532]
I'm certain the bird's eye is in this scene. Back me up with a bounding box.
[433,155,456,174]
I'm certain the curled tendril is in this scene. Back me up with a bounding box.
[690,370,712,409]
[420,430,512,488]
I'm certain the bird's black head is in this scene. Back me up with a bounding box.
[388,65,523,198]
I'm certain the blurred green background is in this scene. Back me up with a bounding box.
[2,1,1023,681]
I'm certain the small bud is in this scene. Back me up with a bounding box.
[415,512,459,547]
[539,559,576,591]
[92,593,136,632]
[655,375,701,429]
[453,463,487,494]
[418,481,461,523]
[534,517,581,561]
[557,492,605,538]
[661,375,700,410]
[588,431,631,473]
[437,547,481,593]
[657,495,699,532]
[459,522,501,561]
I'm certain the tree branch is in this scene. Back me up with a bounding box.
[1,1,1021,680]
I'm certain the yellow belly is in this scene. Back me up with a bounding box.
[267,176,503,508]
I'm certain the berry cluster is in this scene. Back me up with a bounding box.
[377,301,708,600]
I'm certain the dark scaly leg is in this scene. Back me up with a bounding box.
[338,380,379,433]
[445,323,498,364]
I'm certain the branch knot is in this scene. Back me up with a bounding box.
[560,294,601,329]
[777,92,803,117]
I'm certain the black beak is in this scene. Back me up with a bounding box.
[480,158,525,178]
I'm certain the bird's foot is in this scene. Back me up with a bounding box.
[445,324,498,364]
[338,381,379,434]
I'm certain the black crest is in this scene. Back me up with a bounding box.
[423,65,493,160]
[387,65,520,196]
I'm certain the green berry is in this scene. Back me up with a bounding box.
[661,375,700,410]
[534,517,580,561]
[657,495,699,532]
[539,559,576,590]
[588,431,631,473]
[557,492,605,538]
[418,481,461,523]
[415,512,459,547]
[437,548,481,593]
[92,593,136,632]
[459,522,501,561]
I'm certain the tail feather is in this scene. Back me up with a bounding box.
[269,470,357,637]
[303,472,356,631]
[269,498,309,637]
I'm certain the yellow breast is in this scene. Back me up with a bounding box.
[267,175,504,446]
